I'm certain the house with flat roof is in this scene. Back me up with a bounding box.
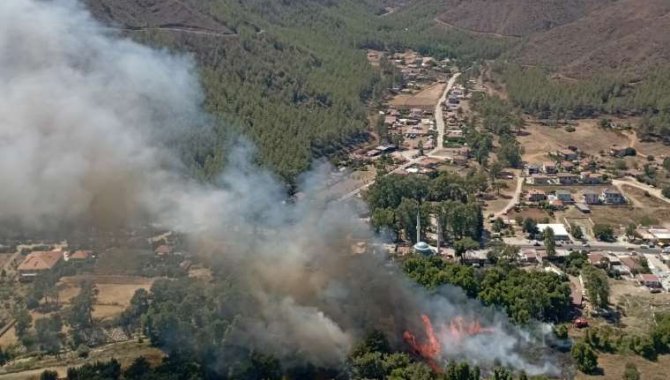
[557,149,578,161]
[526,175,553,186]
[601,188,626,204]
[526,189,547,202]
[555,190,574,203]
[557,173,579,185]
[583,190,600,205]
[525,163,540,176]
[648,228,670,245]
[561,161,575,172]
[537,224,571,241]
[543,162,557,174]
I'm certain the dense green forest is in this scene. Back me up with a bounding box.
[494,64,670,140]
[402,255,572,325]
[122,0,508,182]
[366,172,486,245]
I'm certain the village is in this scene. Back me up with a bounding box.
[321,49,670,311]
[1,53,668,375]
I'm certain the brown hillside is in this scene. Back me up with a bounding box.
[517,0,670,77]
[436,0,608,37]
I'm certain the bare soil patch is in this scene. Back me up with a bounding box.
[389,83,446,109]
[519,120,629,162]
[507,207,553,222]
[0,326,17,347]
[621,185,669,209]
[589,206,670,228]
[576,353,670,380]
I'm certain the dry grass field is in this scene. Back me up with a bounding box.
[588,206,670,228]
[507,207,553,222]
[56,275,155,320]
[519,119,630,162]
[0,325,17,347]
[389,82,446,109]
[573,279,670,379]
[0,341,163,380]
[576,354,670,380]
[621,185,669,209]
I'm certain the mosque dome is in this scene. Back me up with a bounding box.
[413,241,433,255]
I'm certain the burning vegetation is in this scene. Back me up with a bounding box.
[404,314,495,372]
[0,0,568,378]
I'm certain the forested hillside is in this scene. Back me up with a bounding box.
[84,0,506,182]
[436,0,608,37]
[494,64,670,140]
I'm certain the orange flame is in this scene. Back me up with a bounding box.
[403,314,495,372]
[403,315,441,371]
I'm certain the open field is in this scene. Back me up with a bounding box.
[588,206,670,228]
[621,185,669,209]
[519,119,630,161]
[576,354,670,380]
[0,341,163,379]
[56,275,155,320]
[610,279,670,333]
[0,326,17,347]
[482,177,518,216]
[0,253,11,268]
[389,82,446,109]
[635,141,670,158]
[507,207,553,222]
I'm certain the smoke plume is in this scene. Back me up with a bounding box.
[0,0,561,375]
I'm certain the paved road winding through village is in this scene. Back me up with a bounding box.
[338,73,461,202]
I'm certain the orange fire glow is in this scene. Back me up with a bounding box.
[403,314,495,371]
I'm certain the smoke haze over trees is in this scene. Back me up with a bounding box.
[0,0,568,377]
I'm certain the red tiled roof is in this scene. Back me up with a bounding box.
[70,250,92,260]
[620,257,641,270]
[155,245,173,255]
[588,252,607,265]
[18,251,62,271]
[640,274,660,282]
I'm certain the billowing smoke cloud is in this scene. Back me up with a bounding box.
[0,0,561,375]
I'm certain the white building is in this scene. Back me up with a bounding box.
[537,223,571,241]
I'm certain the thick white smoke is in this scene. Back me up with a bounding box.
[0,0,562,375]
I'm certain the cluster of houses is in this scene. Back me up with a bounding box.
[524,148,611,186]
[385,51,451,91]
[588,251,669,291]
[525,187,627,210]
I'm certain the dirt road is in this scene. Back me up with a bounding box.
[494,175,524,218]
[613,178,670,205]
[111,26,237,38]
